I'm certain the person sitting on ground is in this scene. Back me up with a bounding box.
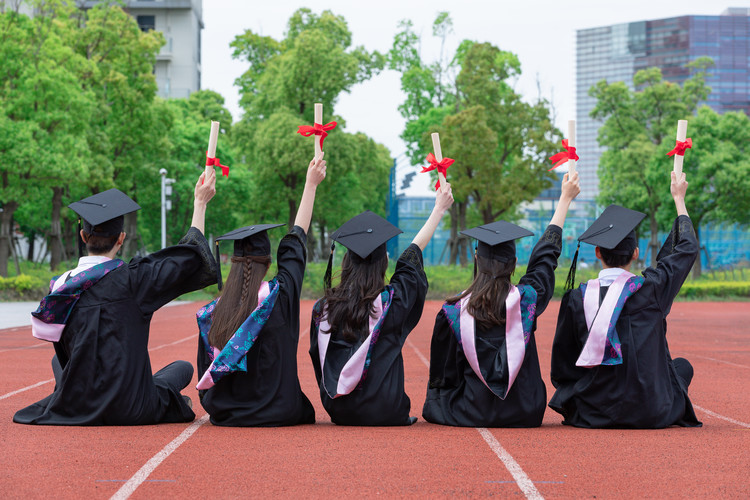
[195,153,326,427]
[309,185,454,426]
[422,172,580,427]
[548,171,701,428]
[15,168,217,426]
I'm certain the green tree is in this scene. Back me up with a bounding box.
[230,8,390,259]
[591,58,713,267]
[389,14,559,266]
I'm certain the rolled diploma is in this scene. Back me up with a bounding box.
[673,120,688,176]
[314,103,323,158]
[567,120,576,176]
[431,133,447,191]
[206,121,220,175]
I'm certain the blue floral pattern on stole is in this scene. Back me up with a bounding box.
[579,276,645,365]
[31,259,125,326]
[197,278,280,384]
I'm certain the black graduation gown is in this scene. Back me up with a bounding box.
[549,215,702,428]
[422,225,563,428]
[309,244,427,426]
[14,227,216,425]
[197,226,315,427]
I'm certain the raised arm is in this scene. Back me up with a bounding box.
[191,167,217,235]
[294,152,327,234]
[671,171,689,217]
[411,184,454,251]
[549,171,580,229]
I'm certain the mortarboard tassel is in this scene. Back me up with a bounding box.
[473,246,477,279]
[76,219,84,258]
[565,242,581,291]
[323,241,335,290]
[215,241,223,291]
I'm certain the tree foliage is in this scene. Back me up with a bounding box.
[389,13,559,265]
[589,57,741,275]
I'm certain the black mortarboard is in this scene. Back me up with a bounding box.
[461,221,534,265]
[324,211,402,289]
[68,189,141,257]
[565,204,646,290]
[213,223,284,290]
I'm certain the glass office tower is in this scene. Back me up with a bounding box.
[576,8,750,201]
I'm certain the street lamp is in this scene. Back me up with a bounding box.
[159,169,176,249]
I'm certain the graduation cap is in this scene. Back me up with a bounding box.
[213,223,284,290]
[565,204,646,290]
[68,189,141,256]
[324,211,403,289]
[461,220,534,277]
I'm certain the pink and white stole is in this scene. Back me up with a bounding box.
[195,280,271,390]
[459,285,525,399]
[576,271,634,367]
[317,294,384,398]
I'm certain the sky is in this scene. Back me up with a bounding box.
[201,0,744,194]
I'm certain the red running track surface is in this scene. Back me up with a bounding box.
[1,301,748,499]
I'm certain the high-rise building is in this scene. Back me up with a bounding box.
[576,8,750,201]
[82,1,204,99]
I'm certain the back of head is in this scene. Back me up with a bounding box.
[208,240,271,349]
[82,216,123,255]
[450,254,516,329]
[598,229,637,268]
[323,247,388,342]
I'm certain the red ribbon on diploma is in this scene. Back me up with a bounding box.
[666,138,692,157]
[421,152,454,190]
[548,139,579,171]
[297,121,338,150]
[206,152,229,177]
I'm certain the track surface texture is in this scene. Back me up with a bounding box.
[1,300,748,499]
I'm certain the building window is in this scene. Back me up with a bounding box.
[137,15,156,32]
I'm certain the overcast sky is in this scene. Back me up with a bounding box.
[201,1,742,193]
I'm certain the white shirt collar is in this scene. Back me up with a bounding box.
[597,267,628,287]
[51,256,113,293]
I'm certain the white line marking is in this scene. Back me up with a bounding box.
[0,379,54,400]
[148,335,194,352]
[477,428,544,500]
[110,414,210,500]
[690,354,750,370]
[693,404,750,428]
[406,338,544,500]
[0,343,49,354]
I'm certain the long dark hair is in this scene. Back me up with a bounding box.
[323,249,388,342]
[208,253,271,349]
[448,254,516,330]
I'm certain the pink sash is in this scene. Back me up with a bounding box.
[576,271,634,367]
[459,286,524,398]
[317,294,384,398]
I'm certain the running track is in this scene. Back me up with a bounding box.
[1,301,748,499]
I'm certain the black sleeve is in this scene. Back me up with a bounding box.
[428,309,458,390]
[641,215,699,311]
[550,290,588,389]
[388,244,429,338]
[131,227,217,315]
[275,225,307,297]
[519,224,562,315]
[308,302,324,386]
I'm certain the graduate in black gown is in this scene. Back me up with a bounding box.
[423,173,580,427]
[195,153,326,426]
[549,171,701,428]
[15,168,218,425]
[309,186,454,426]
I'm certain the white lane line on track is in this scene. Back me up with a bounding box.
[689,354,750,369]
[0,343,49,354]
[0,379,54,400]
[405,338,544,500]
[693,404,750,428]
[110,414,210,500]
[0,335,196,400]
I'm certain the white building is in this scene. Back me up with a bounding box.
[82,1,204,99]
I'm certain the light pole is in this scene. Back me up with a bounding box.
[160,169,175,249]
